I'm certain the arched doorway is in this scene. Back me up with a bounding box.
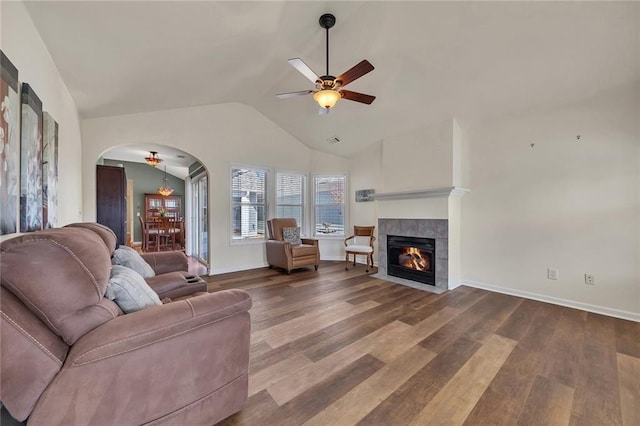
[97,144,209,273]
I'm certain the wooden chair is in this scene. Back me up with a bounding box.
[140,217,159,252]
[344,225,376,272]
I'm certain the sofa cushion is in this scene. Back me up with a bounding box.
[0,228,116,345]
[282,226,302,245]
[105,265,162,313]
[112,246,156,278]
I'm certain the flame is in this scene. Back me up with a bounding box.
[400,247,430,271]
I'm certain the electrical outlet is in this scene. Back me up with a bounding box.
[547,268,559,280]
[585,274,595,285]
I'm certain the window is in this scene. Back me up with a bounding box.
[312,174,346,236]
[231,166,266,241]
[276,171,305,231]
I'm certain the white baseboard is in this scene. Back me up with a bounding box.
[209,258,377,275]
[322,256,378,267]
[463,280,640,323]
[209,262,269,275]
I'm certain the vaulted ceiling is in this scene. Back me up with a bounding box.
[24,1,640,157]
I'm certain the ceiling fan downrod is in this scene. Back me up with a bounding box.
[319,13,336,79]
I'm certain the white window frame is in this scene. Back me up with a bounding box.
[311,173,348,238]
[230,164,268,245]
[275,169,307,235]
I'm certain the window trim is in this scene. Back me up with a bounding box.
[230,164,268,245]
[275,169,307,236]
[311,173,348,238]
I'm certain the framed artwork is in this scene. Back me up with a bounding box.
[43,112,58,228]
[20,83,43,233]
[355,189,375,202]
[0,51,20,235]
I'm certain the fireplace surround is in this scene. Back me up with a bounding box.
[377,218,449,292]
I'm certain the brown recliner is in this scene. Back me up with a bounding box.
[0,225,251,425]
[266,218,320,273]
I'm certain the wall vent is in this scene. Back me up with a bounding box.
[326,136,341,145]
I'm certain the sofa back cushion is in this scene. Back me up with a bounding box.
[64,222,117,253]
[0,227,118,345]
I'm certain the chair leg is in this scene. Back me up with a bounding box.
[353,254,356,267]
[365,254,370,272]
[345,252,349,271]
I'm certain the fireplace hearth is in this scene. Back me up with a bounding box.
[387,235,435,286]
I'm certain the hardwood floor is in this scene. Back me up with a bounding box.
[207,261,640,426]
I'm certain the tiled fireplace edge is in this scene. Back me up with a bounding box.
[377,218,449,293]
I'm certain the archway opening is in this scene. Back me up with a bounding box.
[97,143,210,274]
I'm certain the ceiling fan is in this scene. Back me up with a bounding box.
[277,13,375,114]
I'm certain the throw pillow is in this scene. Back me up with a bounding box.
[282,226,302,245]
[112,245,155,278]
[106,265,162,313]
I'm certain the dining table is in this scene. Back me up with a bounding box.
[142,217,184,252]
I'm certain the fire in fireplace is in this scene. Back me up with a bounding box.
[387,235,435,285]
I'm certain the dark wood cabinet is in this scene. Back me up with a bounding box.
[96,165,126,246]
[144,194,181,220]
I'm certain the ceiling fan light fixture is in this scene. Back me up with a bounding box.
[313,89,341,109]
[145,151,162,167]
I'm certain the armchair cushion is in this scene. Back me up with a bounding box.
[291,244,319,257]
[112,245,156,278]
[105,265,162,313]
[346,244,374,253]
[282,226,302,245]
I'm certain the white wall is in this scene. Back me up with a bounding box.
[0,1,83,241]
[376,118,459,220]
[461,83,640,316]
[81,102,347,273]
[381,119,457,192]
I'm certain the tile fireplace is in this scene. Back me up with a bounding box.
[377,218,449,292]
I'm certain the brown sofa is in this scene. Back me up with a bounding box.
[266,218,320,273]
[0,224,252,425]
[66,222,206,300]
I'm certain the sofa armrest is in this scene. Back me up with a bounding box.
[28,290,252,425]
[301,237,318,246]
[140,250,188,274]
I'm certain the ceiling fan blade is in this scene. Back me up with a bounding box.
[319,106,329,115]
[288,58,320,83]
[336,60,374,87]
[276,90,313,99]
[341,90,376,105]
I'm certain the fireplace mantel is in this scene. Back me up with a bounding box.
[374,186,469,201]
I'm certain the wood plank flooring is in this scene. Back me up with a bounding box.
[208,261,639,426]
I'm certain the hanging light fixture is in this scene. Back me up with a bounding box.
[145,151,163,167]
[313,89,341,109]
[157,166,174,196]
